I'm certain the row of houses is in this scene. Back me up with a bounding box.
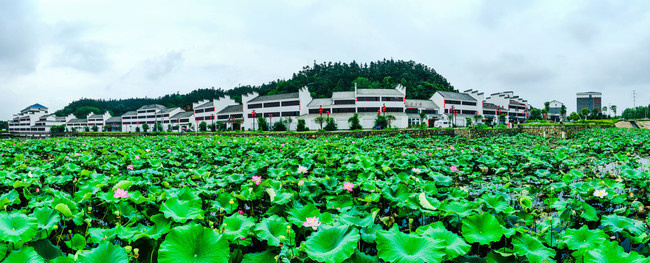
[8,86,533,133]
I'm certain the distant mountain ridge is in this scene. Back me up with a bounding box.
[55,59,456,118]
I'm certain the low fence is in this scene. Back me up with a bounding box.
[0,124,611,140]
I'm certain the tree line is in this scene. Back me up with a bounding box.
[53,59,456,118]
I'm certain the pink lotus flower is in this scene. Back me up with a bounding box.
[167,149,171,153]
[401,153,407,156]
[240,237,246,240]
[280,144,285,147]
[343,182,354,192]
[127,164,134,170]
[251,176,262,185]
[450,165,459,172]
[135,155,140,160]
[238,210,244,215]
[35,188,39,193]
[449,146,455,150]
[412,168,422,174]
[303,217,321,230]
[298,165,308,174]
[113,188,129,198]
[428,152,433,156]
[298,180,304,187]
[255,142,259,145]
[471,148,476,152]
[74,153,80,157]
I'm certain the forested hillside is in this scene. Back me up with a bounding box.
[55,59,456,118]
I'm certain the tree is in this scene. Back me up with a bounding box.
[199,121,207,132]
[136,127,141,133]
[154,122,163,132]
[324,117,337,131]
[540,108,549,120]
[0,121,8,131]
[142,123,150,132]
[611,105,617,117]
[286,117,294,131]
[473,114,482,127]
[386,115,397,128]
[50,125,65,133]
[91,125,99,132]
[296,119,308,131]
[73,106,101,119]
[544,102,550,114]
[84,126,90,132]
[560,105,567,121]
[314,116,326,130]
[580,108,590,120]
[348,113,363,130]
[602,106,608,117]
[466,118,472,127]
[167,125,172,132]
[590,107,600,119]
[257,116,268,131]
[272,120,287,131]
[419,112,427,127]
[374,115,388,129]
[568,112,580,121]
[498,114,506,124]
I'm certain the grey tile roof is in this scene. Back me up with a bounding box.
[138,104,167,110]
[21,103,48,113]
[217,105,243,114]
[332,91,355,99]
[405,99,436,108]
[436,91,477,101]
[307,98,333,107]
[170,111,194,119]
[122,111,137,116]
[106,116,122,123]
[196,101,214,109]
[356,89,403,96]
[247,92,299,103]
[160,107,179,114]
[68,118,88,124]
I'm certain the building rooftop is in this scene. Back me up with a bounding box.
[307,98,333,107]
[405,99,436,108]
[217,105,243,114]
[138,104,167,111]
[122,111,137,117]
[357,89,403,96]
[247,92,299,103]
[21,103,47,113]
[576,91,602,95]
[170,111,194,119]
[106,116,122,123]
[436,91,477,101]
[68,118,88,124]
[160,107,179,114]
[195,101,214,109]
[332,91,355,99]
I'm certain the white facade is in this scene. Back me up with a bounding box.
[430,91,480,127]
[484,91,529,124]
[548,100,564,121]
[121,105,184,132]
[193,96,240,129]
[8,104,49,133]
[242,87,311,131]
[87,112,112,129]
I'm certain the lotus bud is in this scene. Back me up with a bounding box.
[114,211,120,216]
[286,229,291,234]
[133,248,139,255]
[53,225,59,230]
[68,230,72,234]
[85,218,92,224]
[279,235,286,242]
[409,218,414,225]
[229,199,234,205]
[124,246,132,253]
[274,255,279,262]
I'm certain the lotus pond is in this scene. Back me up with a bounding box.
[1,128,650,262]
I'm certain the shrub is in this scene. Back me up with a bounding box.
[324,118,337,131]
[199,121,207,132]
[272,121,287,131]
[296,119,309,131]
[348,113,363,130]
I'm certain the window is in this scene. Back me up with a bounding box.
[334,100,355,105]
[384,107,403,113]
[357,107,380,113]
[422,110,436,114]
[180,119,189,123]
[357,97,380,101]
[248,103,262,109]
[205,107,215,112]
[461,101,476,106]
[231,114,243,118]
[195,109,204,113]
[332,108,356,113]
[218,115,228,120]
[461,110,476,115]
[309,108,331,114]
[281,111,299,117]
[265,112,280,117]
[382,97,403,102]
[444,100,461,105]
[264,102,280,108]
[281,100,300,106]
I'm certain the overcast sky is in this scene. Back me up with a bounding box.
[1,0,649,119]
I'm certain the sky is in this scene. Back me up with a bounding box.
[1,0,649,119]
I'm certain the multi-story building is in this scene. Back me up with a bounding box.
[431,91,480,127]
[193,96,241,130]
[405,99,439,127]
[8,104,49,133]
[484,91,529,124]
[242,87,311,131]
[548,100,564,122]
[34,114,74,132]
[87,112,112,130]
[576,92,602,112]
[121,105,184,132]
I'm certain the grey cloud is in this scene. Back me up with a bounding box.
[52,42,110,73]
[144,51,183,80]
[0,0,40,75]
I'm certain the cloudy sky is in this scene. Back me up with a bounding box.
[1,0,649,119]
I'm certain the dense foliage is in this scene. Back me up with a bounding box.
[1,128,650,262]
[623,105,650,120]
[53,60,455,118]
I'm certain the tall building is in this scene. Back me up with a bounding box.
[548,100,564,121]
[576,92,602,112]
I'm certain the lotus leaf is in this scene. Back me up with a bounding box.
[461,213,504,245]
[0,212,38,244]
[78,241,127,263]
[158,223,229,263]
[376,227,445,263]
[304,224,360,263]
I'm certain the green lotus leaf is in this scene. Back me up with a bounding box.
[584,240,631,263]
[160,197,204,223]
[54,204,73,219]
[461,213,504,245]
[88,227,118,243]
[562,225,607,252]
[221,213,255,241]
[254,215,295,246]
[2,246,44,263]
[601,214,644,235]
[111,180,133,191]
[376,227,445,263]
[0,189,21,208]
[304,224,360,263]
[479,194,513,214]
[381,184,411,204]
[578,201,598,222]
[241,249,276,263]
[344,249,377,263]
[0,212,38,244]
[50,256,75,263]
[65,233,86,251]
[78,241,127,263]
[158,223,229,263]
[360,224,383,243]
[212,192,239,214]
[287,202,321,226]
[32,239,62,261]
[512,234,555,263]
[30,207,60,231]
[338,214,373,228]
[418,192,439,211]
[417,222,470,260]
[0,243,5,261]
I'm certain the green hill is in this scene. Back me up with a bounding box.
[55,59,456,118]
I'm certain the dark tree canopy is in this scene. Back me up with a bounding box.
[54,59,456,117]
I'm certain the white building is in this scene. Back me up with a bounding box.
[548,100,564,121]
[193,96,240,129]
[405,99,439,127]
[121,105,184,132]
[87,112,112,130]
[430,91,480,127]
[169,111,195,131]
[242,87,312,131]
[484,91,529,124]
[34,114,74,132]
[8,104,49,133]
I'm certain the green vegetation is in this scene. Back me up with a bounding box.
[53,60,455,117]
[1,129,650,262]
